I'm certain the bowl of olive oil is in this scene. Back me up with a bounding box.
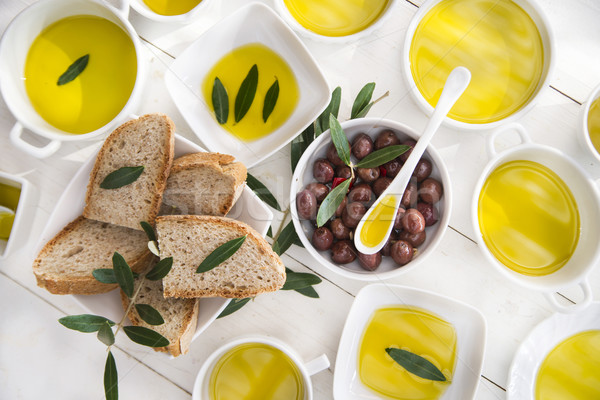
[472,124,600,312]
[128,0,215,23]
[0,0,146,158]
[0,171,32,260]
[578,82,600,163]
[402,0,555,130]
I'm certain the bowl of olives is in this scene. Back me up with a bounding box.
[290,118,451,281]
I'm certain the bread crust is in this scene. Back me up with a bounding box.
[83,113,175,230]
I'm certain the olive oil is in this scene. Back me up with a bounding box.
[360,195,397,248]
[409,0,544,124]
[209,343,304,400]
[142,0,202,16]
[0,183,21,241]
[24,16,137,134]
[282,0,390,37]
[535,330,600,399]
[358,306,456,400]
[587,97,600,154]
[478,160,579,276]
[202,43,299,142]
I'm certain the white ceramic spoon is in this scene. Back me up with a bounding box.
[354,66,471,255]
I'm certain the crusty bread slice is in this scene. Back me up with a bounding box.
[33,216,152,295]
[160,152,246,217]
[83,113,175,231]
[156,215,286,298]
[120,260,199,357]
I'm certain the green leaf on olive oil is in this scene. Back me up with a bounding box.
[263,79,279,122]
[315,86,341,137]
[104,351,118,400]
[355,145,411,169]
[235,64,258,123]
[196,235,247,273]
[386,347,447,382]
[329,114,351,166]
[351,82,376,119]
[212,77,229,124]
[316,178,352,227]
[57,54,89,86]
[100,166,144,189]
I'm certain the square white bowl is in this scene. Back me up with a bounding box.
[36,132,273,344]
[165,2,331,168]
[0,171,32,260]
[334,284,486,400]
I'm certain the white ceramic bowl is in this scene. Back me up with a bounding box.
[0,172,32,260]
[290,118,452,281]
[578,82,600,162]
[471,124,600,312]
[402,0,555,130]
[334,284,486,400]
[273,0,398,43]
[127,0,215,24]
[192,335,330,400]
[507,302,600,399]
[36,126,273,344]
[165,2,330,168]
[0,0,146,158]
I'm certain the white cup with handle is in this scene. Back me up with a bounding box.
[0,0,146,158]
[192,335,330,400]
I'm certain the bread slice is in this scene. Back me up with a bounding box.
[120,260,199,357]
[33,216,152,295]
[83,113,175,231]
[160,152,246,216]
[156,215,286,298]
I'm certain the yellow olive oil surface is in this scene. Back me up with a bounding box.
[587,97,600,154]
[478,160,580,276]
[360,195,397,248]
[535,330,600,399]
[0,183,21,241]
[209,343,304,400]
[358,306,456,400]
[24,15,137,134]
[202,43,299,142]
[410,0,544,124]
[142,0,201,16]
[283,0,390,37]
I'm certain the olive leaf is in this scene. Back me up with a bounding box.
[246,173,281,211]
[282,272,322,291]
[123,326,169,348]
[140,221,156,242]
[57,54,89,86]
[217,298,251,319]
[100,166,144,189]
[316,178,352,227]
[135,304,164,326]
[59,314,115,333]
[263,79,279,122]
[212,77,229,124]
[354,145,411,168]
[329,114,351,166]
[145,257,173,281]
[235,64,258,123]
[291,124,315,172]
[351,82,376,119]
[197,235,247,273]
[272,221,301,256]
[104,351,118,400]
[92,269,139,284]
[97,321,115,346]
[294,285,319,298]
[112,252,134,298]
[315,86,341,137]
[386,348,447,381]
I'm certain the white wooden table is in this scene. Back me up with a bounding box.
[1,0,600,399]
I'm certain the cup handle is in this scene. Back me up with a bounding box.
[543,279,593,313]
[10,122,61,159]
[304,354,330,376]
[486,122,532,158]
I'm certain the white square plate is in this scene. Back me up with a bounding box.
[164,2,330,168]
[334,284,486,400]
[36,133,273,343]
[507,302,600,399]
